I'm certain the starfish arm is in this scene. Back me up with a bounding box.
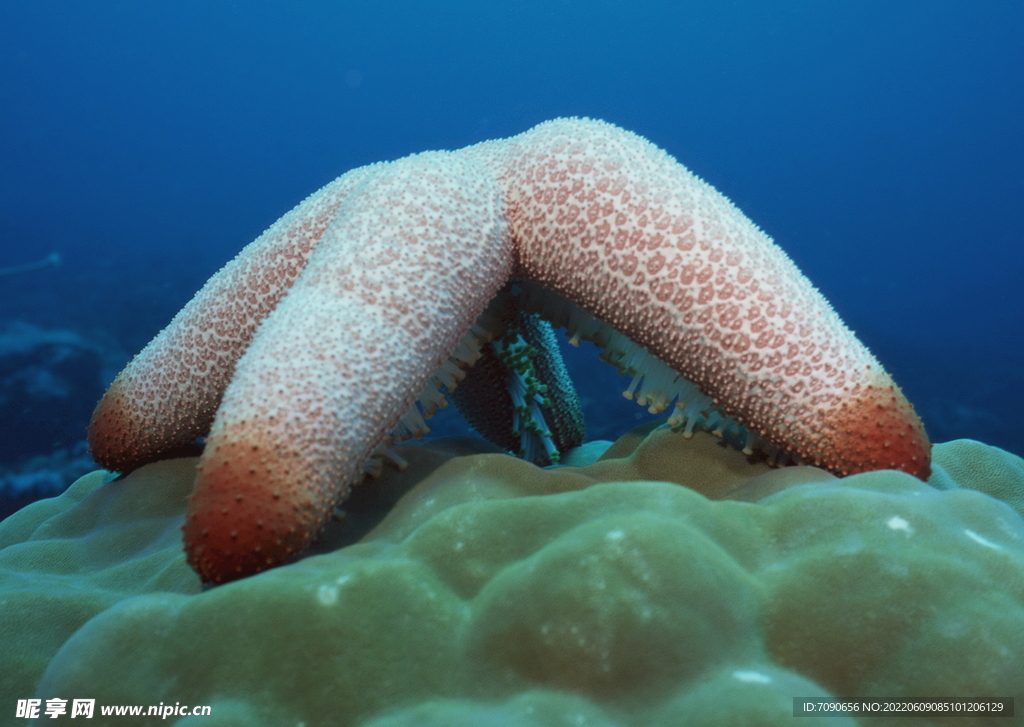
[496,118,929,478]
[183,151,515,583]
[88,170,372,472]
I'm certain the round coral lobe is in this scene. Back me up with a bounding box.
[182,433,330,585]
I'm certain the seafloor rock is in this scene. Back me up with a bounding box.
[1,424,1023,727]
[0,442,99,520]
[0,322,124,512]
[0,323,102,459]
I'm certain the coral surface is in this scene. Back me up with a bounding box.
[2,425,1022,726]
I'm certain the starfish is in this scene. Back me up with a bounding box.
[89,118,930,585]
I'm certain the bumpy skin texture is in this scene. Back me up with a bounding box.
[498,122,928,479]
[88,170,375,473]
[89,118,929,584]
[4,434,1021,727]
[184,153,512,582]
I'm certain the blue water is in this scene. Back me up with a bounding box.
[1,0,1022,511]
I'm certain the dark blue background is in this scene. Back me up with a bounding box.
[2,0,1022,487]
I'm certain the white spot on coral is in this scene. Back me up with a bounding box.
[335,574,351,585]
[605,529,625,542]
[886,515,914,534]
[940,618,969,639]
[316,584,338,606]
[965,529,1002,550]
[732,669,772,684]
[885,561,909,578]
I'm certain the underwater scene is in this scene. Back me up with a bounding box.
[1,1,1022,725]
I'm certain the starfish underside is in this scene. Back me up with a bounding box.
[89,118,931,585]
